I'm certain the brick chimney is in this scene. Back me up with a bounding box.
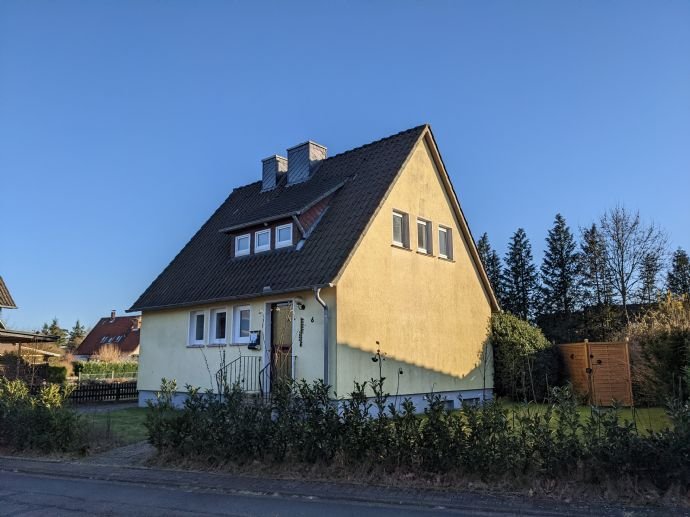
[287,141,327,185]
[110,309,116,320]
[261,155,288,191]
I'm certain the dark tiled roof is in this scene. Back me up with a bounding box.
[76,316,141,356]
[130,125,427,311]
[0,277,17,309]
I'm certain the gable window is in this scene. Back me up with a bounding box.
[255,229,271,253]
[417,219,432,254]
[438,226,452,259]
[392,210,409,248]
[210,308,227,344]
[189,311,205,346]
[233,305,251,344]
[276,224,293,248]
[235,234,250,256]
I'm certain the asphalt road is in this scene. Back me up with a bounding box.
[0,456,682,517]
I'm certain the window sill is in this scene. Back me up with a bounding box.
[416,251,434,258]
[438,256,455,263]
[207,342,227,348]
[391,243,412,251]
[186,344,205,348]
[229,342,251,346]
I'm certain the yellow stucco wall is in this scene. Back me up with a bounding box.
[335,136,493,397]
[137,287,336,393]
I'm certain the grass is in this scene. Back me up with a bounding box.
[499,400,671,434]
[85,407,148,445]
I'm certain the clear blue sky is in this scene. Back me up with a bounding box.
[1,1,689,331]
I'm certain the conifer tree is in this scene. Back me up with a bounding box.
[501,228,538,320]
[578,224,612,306]
[540,214,579,315]
[638,253,662,304]
[667,248,690,297]
[476,233,504,301]
[68,320,87,350]
[41,318,68,346]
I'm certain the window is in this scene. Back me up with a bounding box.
[392,210,409,247]
[417,219,432,254]
[438,226,452,259]
[276,223,293,248]
[235,234,250,256]
[233,305,251,344]
[189,311,205,345]
[255,229,271,253]
[210,308,227,344]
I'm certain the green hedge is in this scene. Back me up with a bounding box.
[72,361,138,376]
[46,366,67,384]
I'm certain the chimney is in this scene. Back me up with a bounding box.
[287,141,327,185]
[261,155,288,191]
[131,317,141,331]
[110,310,116,321]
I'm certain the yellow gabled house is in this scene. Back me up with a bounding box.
[130,125,499,409]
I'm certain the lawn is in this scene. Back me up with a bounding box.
[499,400,671,434]
[84,407,149,445]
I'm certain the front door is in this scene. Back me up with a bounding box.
[270,302,293,387]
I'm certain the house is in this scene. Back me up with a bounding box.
[130,125,499,409]
[74,311,141,360]
[0,276,17,330]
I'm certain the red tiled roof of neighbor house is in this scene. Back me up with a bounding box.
[76,313,141,356]
[0,277,17,309]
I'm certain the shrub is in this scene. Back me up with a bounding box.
[46,366,67,384]
[73,360,138,377]
[490,312,559,401]
[0,378,84,452]
[624,295,690,404]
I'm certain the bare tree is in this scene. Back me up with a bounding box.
[599,206,667,320]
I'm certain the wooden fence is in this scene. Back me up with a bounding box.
[69,381,138,404]
[559,340,634,406]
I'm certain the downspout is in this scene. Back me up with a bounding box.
[313,287,329,386]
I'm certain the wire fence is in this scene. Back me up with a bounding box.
[78,371,138,382]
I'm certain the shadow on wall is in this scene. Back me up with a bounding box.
[334,339,494,405]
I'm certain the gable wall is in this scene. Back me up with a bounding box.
[335,136,493,397]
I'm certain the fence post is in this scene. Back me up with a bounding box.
[116,382,121,402]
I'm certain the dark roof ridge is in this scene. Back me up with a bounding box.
[323,124,429,163]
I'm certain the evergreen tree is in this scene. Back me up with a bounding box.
[540,214,579,315]
[41,318,68,346]
[68,320,87,350]
[578,224,612,306]
[667,248,690,297]
[476,233,504,301]
[638,252,662,304]
[501,228,538,320]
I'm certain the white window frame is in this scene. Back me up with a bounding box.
[209,308,228,345]
[438,226,452,259]
[275,223,293,248]
[233,305,251,344]
[235,234,250,256]
[255,229,271,253]
[417,219,431,254]
[392,210,408,247]
[188,310,206,346]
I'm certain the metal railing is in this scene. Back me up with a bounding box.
[216,356,262,394]
[78,371,138,382]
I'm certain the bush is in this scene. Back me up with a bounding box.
[490,313,559,401]
[145,378,690,492]
[46,366,67,384]
[73,360,138,377]
[0,378,84,452]
[624,295,690,404]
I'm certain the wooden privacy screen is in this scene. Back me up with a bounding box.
[558,341,634,406]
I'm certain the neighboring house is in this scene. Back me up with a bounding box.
[75,311,141,360]
[131,125,499,409]
[0,276,17,330]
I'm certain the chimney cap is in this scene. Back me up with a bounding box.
[261,154,287,163]
[286,140,327,152]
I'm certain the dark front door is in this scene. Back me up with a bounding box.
[270,302,293,386]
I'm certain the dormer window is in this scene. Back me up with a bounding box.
[235,234,250,256]
[255,229,271,253]
[276,224,293,248]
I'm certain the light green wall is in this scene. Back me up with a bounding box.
[138,287,336,393]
